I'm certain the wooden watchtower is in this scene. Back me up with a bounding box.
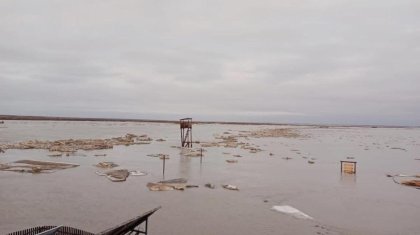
[180,118,192,148]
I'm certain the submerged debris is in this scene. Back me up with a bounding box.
[0,133,152,153]
[147,178,188,191]
[205,183,216,189]
[0,160,79,174]
[390,147,407,151]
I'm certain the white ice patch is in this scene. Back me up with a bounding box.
[271,205,313,220]
[129,170,148,176]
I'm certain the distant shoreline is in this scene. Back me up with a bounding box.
[0,114,415,128]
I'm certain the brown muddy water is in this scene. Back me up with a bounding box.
[0,121,419,235]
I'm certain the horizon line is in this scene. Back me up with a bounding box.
[0,114,417,129]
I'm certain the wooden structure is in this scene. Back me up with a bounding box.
[180,118,192,148]
[8,207,160,235]
[341,161,357,174]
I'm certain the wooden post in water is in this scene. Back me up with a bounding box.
[200,148,203,164]
[162,156,166,179]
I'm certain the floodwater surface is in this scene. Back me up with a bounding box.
[0,121,419,235]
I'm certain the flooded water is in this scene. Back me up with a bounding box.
[1,121,420,235]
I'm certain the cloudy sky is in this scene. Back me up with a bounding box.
[0,0,419,125]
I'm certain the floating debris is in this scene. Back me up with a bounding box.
[147,178,188,191]
[0,133,153,153]
[95,161,119,169]
[186,185,199,188]
[147,153,169,159]
[200,142,219,148]
[205,183,216,189]
[48,152,63,157]
[222,184,239,191]
[282,157,292,160]
[0,148,5,153]
[246,128,301,138]
[0,160,79,174]
[233,154,243,158]
[308,160,315,164]
[389,174,420,189]
[401,180,420,187]
[147,183,175,191]
[271,205,313,220]
[202,129,296,154]
[346,157,355,160]
[181,148,203,157]
[156,138,166,142]
[96,169,130,182]
[269,153,274,156]
[226,159,238,163]
[94,154,107,157]
[159,155,170,160]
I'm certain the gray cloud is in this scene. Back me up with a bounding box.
[0,0,419,125]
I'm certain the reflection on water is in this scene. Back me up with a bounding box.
[340,173,357,185]
[1,121,420,235]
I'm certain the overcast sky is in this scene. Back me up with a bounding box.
[0,0,419,125]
